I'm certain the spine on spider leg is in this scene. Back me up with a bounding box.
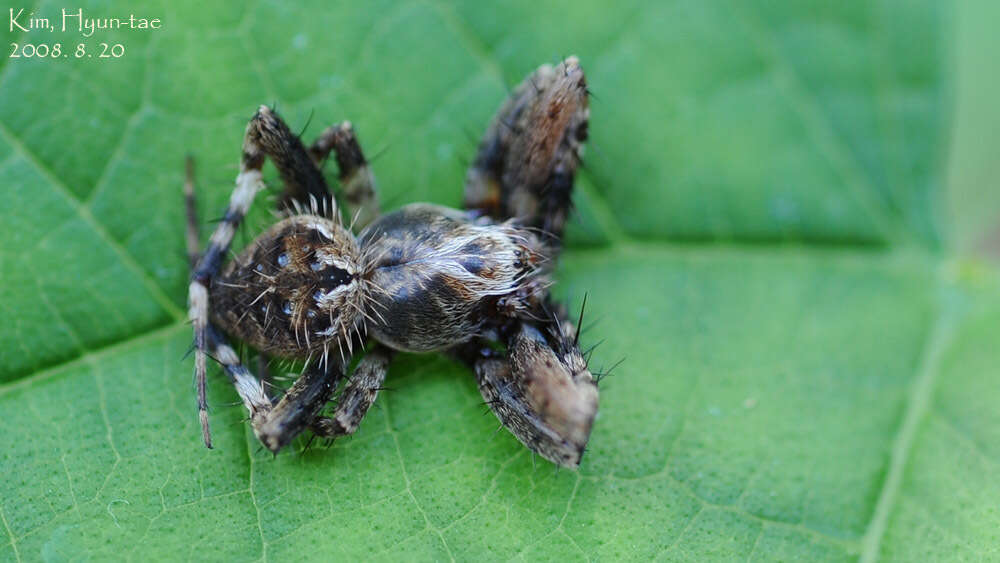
[463,56,590,255]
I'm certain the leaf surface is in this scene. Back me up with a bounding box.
[1,1,997,561]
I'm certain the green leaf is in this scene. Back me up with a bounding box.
[1,1,997,561]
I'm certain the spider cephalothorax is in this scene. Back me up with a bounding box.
[187,57,598,467]
[211,214,366,359]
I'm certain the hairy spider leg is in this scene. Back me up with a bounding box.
[309,345,394,440]
[456,57,599,468]
[254,356,346,452]
[205,327,274,432]
[186,113,271,446]
[251,106,339,218]
[457,301,597,468]
[463,56,589,255]
[258,112,395,449]
[308,121,381,232]
[190,106,405,453]
[188,106,345,449]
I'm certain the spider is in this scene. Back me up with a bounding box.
[186,57,598,467]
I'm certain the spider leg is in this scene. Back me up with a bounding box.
[206,322,347,455]
[254,356,346,453]
[456,302,597,468]
[309,345,393,439]
[187,106,294,447]
[457,59,597,467]
[245,106,338,217]
[204,327,273,431]
[464,56,589,254]
[308,121,380,232]
[184,155,200,269]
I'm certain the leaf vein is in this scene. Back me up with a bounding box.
[731,1,905,245]
[860,282,960,562]
[0,119,184,320]
[0,504,21,563]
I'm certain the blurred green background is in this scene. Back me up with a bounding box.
[0,0,997,561]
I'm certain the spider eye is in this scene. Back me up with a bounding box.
[318,265,353,290]
[281,301,293,315]
[277,253,290,267]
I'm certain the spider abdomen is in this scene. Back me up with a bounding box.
[359,204,544,352]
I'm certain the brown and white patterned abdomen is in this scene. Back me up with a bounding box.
[359,204,546,352]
